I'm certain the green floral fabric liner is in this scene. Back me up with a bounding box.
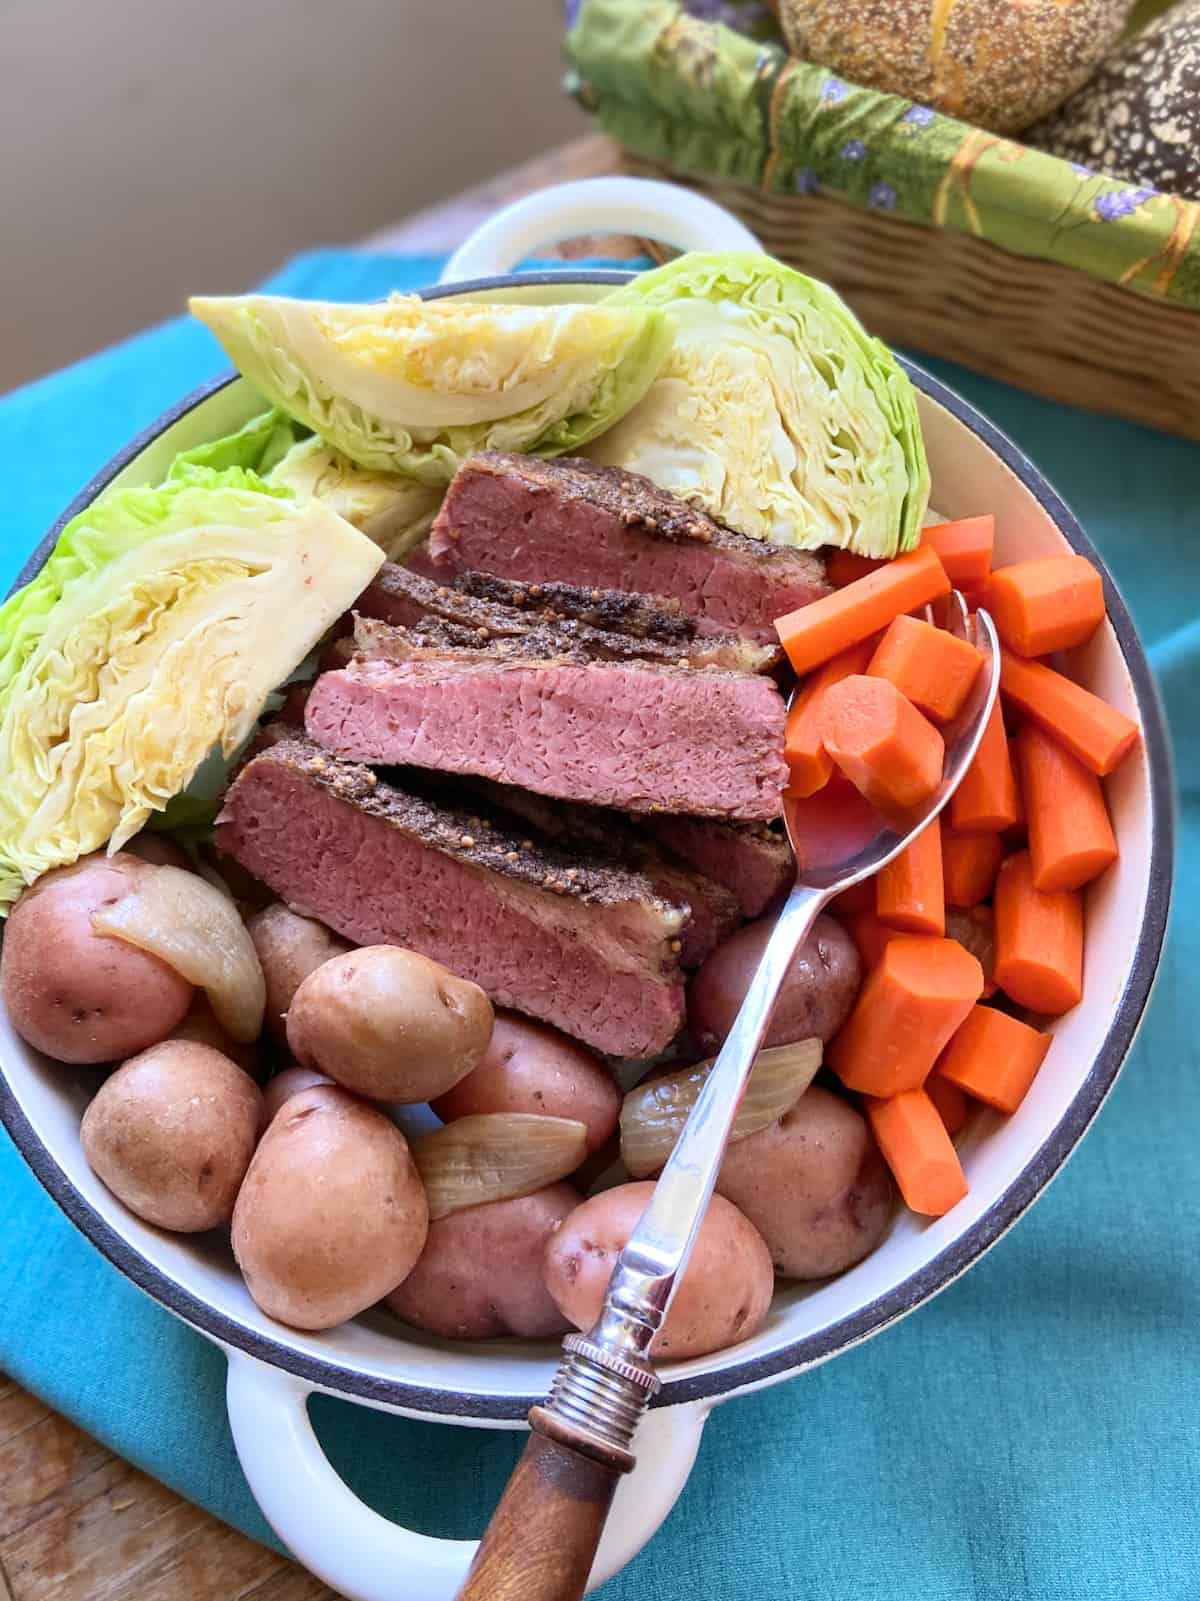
[565,0,1200,308]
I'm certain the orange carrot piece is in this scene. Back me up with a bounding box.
[877,819,945,935]
[867,614,984,726]
[827,549,884,587]
[993,850,1083,1014]
[925,1069,970,1137]
[846,908,906,969]
[1006,735,1027,836]
[832,878,877,917]
[921,516,994,586]
[864,1090,969,1216]
[941,821,1004,908]
[784,641,876,797]
[945,905,997,998]
[951,698,1019,833]
[775,545,950,675]
[937,1004,1051,1114]
[1000,651,1139,776]
[986,555,1105,657]
[819,675,945,814]
[828,935,984,1096]
[1014,723,1118,893]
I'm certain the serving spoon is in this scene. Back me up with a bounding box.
[458,596,999,1601]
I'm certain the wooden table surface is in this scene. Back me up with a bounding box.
[0,132,634,1601]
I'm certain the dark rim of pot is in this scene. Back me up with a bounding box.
[0,270,1174,1421]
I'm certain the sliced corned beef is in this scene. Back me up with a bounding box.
[460,777,741,967]
[215,737,687,1056]
[356,563,775,673]
[642,814,793,919]
[304,654,789,820]
[427,453,831,642]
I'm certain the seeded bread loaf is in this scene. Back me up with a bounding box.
[777,0,1131,134]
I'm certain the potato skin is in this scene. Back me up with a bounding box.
[261,1064,332,1125]
[287,946,493,1103]
[431,1013,619,1154]
[2,855,194,1063]
[386,1184,579,1340]
[246,903,351,1044]
[232,1085,428,1329]
[544,1182,773,1360]
[716,1086,893,1280]
[167,996,260,1078]
[81,1041,262,1231]
[688,914,862,1053]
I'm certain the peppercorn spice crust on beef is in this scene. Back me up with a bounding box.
[427,452,831,642]
[214,737,688,1057]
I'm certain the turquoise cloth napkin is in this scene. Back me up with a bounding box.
[0,250,1195,1599]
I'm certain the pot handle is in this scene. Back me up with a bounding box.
[438,176,761,283]
[225,1349,709,1601]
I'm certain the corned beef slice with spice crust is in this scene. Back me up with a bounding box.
[214,737,687,1056]
[427,452,830,642]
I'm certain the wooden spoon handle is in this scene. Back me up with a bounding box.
[456,1406,633,1601]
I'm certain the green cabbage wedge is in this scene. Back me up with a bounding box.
[0,466,383,910]
[189,292,671,483]
[268,436,443,560]
[591,253,930,556]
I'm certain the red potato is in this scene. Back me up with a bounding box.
[246,903,351,1044]
[262,1065,333,1124]
[543,1182,774,1360]
[123,833,192,872]
[688,913,862,1053]
[81,1041,262,1232]
[1,855,193,1063]
[386,1184,579,1340]
[715,1087,893,1280]
[167,995,260,1078]
[431,1013,620,1154]
[232,1085,428,1330]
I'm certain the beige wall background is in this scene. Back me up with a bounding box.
[2,0,584,392]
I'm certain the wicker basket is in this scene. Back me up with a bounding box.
[620,152,1200,440]
[567,0,1200,441]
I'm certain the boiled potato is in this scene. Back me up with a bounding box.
[2,856,194,1063]
[247,903,351,1044]
[124,833,193,871]
[261,1064,333,1124]
[287,946,493,1103]
[543,1182,773,1360]
[232,1084,428,1329]
[688,914,862,1053]
[386,1184,579,1340]
[716,1086,893,1280]
[431,1013,619,1154]
[81,1041,261,1231]
[167,996,260,1078]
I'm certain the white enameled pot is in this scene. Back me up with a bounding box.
[0,180,1172,1601]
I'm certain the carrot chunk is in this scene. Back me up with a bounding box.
[951,698,1019,833]
[864,1090,969,1216]
[1007,735,1027,833]
[925,1070,970,1137]
[826,549,884,588]
[775,545,950,675]
[819,675,945,814]
[1014,723,1118,893]
[1000,652,1139,776]
[921,516,994,586]
[867,614,984,726]
[828,935,984,1096]
[941,821,1004,908]
[845,908,906,969]
[877,819,945,935]
[784,641,876,797]
[993,850,1083,1014]
[937,1004,1051,1114]
[986,555,1105,657]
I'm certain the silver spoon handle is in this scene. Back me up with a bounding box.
[539,879,831,1457]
